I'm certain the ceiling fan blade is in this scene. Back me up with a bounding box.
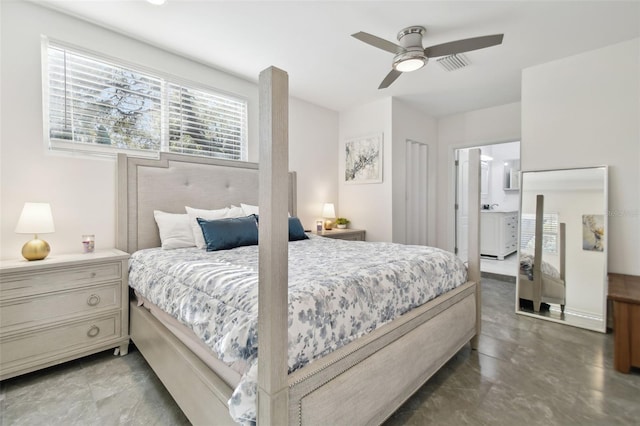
[424,34,504,58]
[378,69,402,89]
[352,31,405,55]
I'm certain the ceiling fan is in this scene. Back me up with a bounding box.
[351,26,504,89]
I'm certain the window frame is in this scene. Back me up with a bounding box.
[520,212,560,254]
[42,37,248,161]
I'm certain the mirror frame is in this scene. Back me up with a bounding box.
[515,166,608,332]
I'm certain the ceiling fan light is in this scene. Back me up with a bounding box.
[394,57,425,72]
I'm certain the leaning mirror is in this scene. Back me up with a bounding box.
[516,167,608,332]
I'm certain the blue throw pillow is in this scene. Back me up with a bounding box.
[252,215,309,241]
[288,217,309,241]
[197,216,258,251]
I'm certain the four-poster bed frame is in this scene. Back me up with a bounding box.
[117,67,482,425]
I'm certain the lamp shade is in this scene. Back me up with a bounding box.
[15,203,55,234]
[322,203,336,219]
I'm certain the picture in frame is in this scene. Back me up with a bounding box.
[345,133,383,184]
[582,214,604,252]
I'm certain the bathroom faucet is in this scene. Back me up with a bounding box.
[491,204,499,210]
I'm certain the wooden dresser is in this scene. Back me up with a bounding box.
[0,249,130,380]
[608,273,640,373]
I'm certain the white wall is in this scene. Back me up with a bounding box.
[391,98,438,245]
[289,97,339,230]
[0,2,338,258]
[436,102,522,251]
[522,38,640,275]
[338,98,392,242]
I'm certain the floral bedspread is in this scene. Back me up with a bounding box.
[128,235,467,425]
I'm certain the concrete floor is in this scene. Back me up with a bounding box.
[2,278,639,425]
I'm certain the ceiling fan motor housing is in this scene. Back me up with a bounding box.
[393,26,428,71]
[397,26,426,46]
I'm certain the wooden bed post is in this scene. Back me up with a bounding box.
[468,149,482,349]
[257,66,289,425]
[532,194,544,312]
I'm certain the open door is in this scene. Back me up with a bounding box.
[455,148,469,263]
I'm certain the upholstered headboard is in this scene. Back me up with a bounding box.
[116,153,297,253]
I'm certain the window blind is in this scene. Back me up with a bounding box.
[520,213,559,254]
[46,42,247,161]
[167,83,246,160]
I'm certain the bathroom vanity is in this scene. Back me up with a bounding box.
[481,210,518,259]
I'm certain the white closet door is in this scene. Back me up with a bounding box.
[405,140,428,245]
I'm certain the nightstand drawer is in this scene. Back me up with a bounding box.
[0,262,122,300]
[1,283,120,331]
[339,234,365,241]
[316,229,366,241]
[1,314,120,368]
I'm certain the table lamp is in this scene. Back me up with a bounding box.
[322,203,336,230]
[14,202,55,261]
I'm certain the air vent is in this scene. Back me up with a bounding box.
[436,54,470,72]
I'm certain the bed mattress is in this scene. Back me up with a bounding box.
[128,235,467,424]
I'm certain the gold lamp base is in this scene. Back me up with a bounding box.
[21,237,51,261]
[324,220,333,230]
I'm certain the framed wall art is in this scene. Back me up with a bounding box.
[582,214,604,252]
[344,133,383,184]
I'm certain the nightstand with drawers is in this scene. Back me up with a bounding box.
[0,249,130,380]
[316,228,366,241]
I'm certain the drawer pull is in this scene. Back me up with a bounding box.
[87,294,101,306]
[87,325,100,338]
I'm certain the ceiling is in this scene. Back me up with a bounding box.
[36,0,640,117]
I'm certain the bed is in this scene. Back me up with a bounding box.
[116,67,481,425]
[517,194,566,313]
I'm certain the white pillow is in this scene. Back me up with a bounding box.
[153,211,195,249]
[185,206,230,249]
[228,205,246,218]
[240,203,259,216]
[240,203,290,217]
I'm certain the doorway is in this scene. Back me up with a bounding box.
[455,141,521,278]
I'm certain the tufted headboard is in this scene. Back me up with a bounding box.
[116,153,297,253]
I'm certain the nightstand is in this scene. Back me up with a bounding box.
[316,228,366,241]
[608,273,640,373]
[0,249,130,380]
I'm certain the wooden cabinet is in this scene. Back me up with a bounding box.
[480,211,518,260]
[0,249,130,380]
[316,229,366,241]
[608,273,640,373]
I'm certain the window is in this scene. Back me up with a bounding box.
[520,213,559,254]
[45,42,247,160]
